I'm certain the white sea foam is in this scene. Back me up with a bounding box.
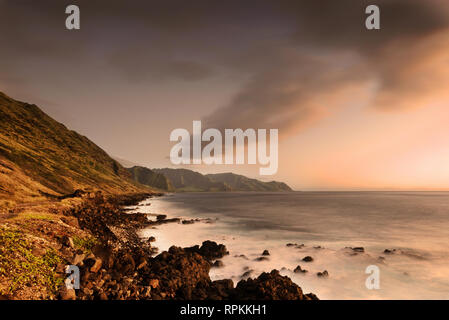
[134,192,449,299]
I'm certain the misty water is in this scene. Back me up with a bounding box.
[136,192,449,299]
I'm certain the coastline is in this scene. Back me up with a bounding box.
[0,192,318,300]
[135,192,449,300]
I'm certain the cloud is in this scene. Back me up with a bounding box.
[203,0,449,136]
[1,0,448,138]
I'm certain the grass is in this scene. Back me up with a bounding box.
[0,91,149,204]
[8,211,58,222]
[0,227,63,295]
[72,235,99,253]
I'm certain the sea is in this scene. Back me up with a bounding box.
[133,192,449,299]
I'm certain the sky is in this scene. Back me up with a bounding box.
[1,0,449,190]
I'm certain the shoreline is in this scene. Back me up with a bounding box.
[137,192,449,300]
[0,191,318,300]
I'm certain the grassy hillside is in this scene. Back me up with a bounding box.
[153,168,231,192]
[207,172,292,192]
[127,166,173,191]
[152,168,292,192]
[0,91,148,205]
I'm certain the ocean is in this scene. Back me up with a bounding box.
[135,192,449,299]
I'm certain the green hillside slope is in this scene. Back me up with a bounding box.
[0,91,148,204]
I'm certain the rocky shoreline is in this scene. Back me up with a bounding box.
[58,192,318,300]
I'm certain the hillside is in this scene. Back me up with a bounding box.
[153,168,231,192]
[152,168,292,192]
[127,166,173,191]
[207,172,292,192]
[0,91,148,205]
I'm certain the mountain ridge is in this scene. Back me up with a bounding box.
[0,91,149,205]
[146,167,293,192]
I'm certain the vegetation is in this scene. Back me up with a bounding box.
[0,91,150,203]
[151,168,292,192]
[127,166,173,191]
[153,168,231,192]
[207,172,292,192]
[0,227,63,295]
[8,211,58,222]
[72,235,99,253]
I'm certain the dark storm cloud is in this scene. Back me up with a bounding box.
[1,0,448,136]
[204,0,449,134]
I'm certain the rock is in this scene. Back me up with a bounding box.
[83,254,96,268]
[115,253,135,274]
[72,253,86,266]
[211,279,234,298]
[82,287,93,296]
[262,250,270,256]
[31,247,46,256]
[148,279,159,289]
[305,293,319,300]
[345,247,365,255]
[317,270,329,278]
[60,216,80,228]
[286,243,304,249]
[143,286,152,297]
[293,265,307,273]
[384,249,396,254]
[302,256,313,262]
[90,258,103,273]
[185,241,229,261]
[241,270,253,278]
[232,270,315,300]
[61,235,74,248]
[147,236,156,242]
[156,214,167,221]
[59,287,76,300]
[63,194,321,300]
[56,263,66,273]
[212,260,224,268]
[137,260,148,270]
[254,256,269,261]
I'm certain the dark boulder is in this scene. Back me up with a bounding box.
[317,270,329,278]
[254,256,269,262]
[185,241,229,261]
[293,265,307,273]
[302,256,314,262]
[241,269,254,278]
[143,246,211,299]
[231,270,317,300]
